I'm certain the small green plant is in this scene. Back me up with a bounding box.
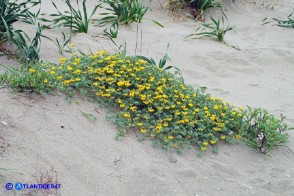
[187,15,234,43]
[136,44,180,73]
[46,0,100,33]
[97,0,149,25]
[103,21,119,39]
[0,0,43,63]
[2,23,44,63]
[263,12,294,28]
[0,0,40,37]
[166,0,223,19]
[241,107,292,153]
[81,112,97,121]
[49,32,72,55]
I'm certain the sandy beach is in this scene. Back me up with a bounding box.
[1,0,294,195]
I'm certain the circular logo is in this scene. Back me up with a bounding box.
[15,182,23,191]
[5,183,13,190]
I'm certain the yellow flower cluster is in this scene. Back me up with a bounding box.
[35,50,244,151]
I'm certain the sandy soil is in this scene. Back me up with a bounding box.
[1,0,294,195]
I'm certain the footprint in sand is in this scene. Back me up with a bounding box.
[182,69,209,80]
[269,168,286,178]
[248,83,259,87]
[271,48,292,57]
[210,162,240,179]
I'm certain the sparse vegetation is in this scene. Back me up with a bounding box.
[263,12,294,28]
[45,0,100,33]
[97,0,149,26]
[187,15,234,43]
[0,0,43,63]
[49,32,72,55]
[166,0,223,19]
[241,107,292,153]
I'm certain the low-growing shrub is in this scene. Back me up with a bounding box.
[241,107,291,153]
[0,51,291,153]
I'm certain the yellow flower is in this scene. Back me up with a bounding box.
[188,103,193,107]
[93,82,98,86]
[156,124,162,130]
[203,141,208,146]
[140,94,146,101]
[239,107,244,111]
[201,146,207,151]
[117,81,124,86]
[168,136,174,140]
[210,140,217,145]
[59,58,66,64]
[72,58,80,66]
[182,111,188,115]
[221,135,226,140]
[123,113,131,118]
[29,68,36,73]
[50,70,56,75]
[213,127,221,131]
[214,105,219,110]
[120,103,125,108]
[137,122,143,126]
[194,108,199,113]
[237,113,243,117]
[130,106,137,111]
[204,106,208,111]
[44,79,48,83]
[163,122,168,127]
[172,143,178,148]
[70,43,75,47]
[57,76,62,80]
[73,69,81,74]
[67,66,73,71]
[140,129,146,133]
[148,108,154,113]
[124,81,131,87]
